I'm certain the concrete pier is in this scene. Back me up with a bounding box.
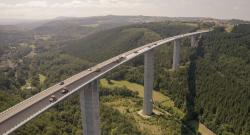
[191,35,197,47]
[172,40,181,70]
[80,80,100,135]
[143,50,154,115]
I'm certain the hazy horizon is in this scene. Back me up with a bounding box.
[0,14,249,21]
[0,0,249,21]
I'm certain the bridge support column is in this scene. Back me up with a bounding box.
[80,80,100,135]
[191,35,197,47]
[143,50,154,115]
[172,40,181,70]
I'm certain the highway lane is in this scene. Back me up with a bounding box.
[0,30,210,135]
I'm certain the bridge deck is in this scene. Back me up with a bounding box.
[0,30,210,135]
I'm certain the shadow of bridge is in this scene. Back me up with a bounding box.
[181,38,204,135]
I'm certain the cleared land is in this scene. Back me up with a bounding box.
[100,79,216,135]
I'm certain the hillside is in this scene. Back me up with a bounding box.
[62,21,197,62]
[162,25,250,135]
[30,15,172,41]
[100,79,216,135]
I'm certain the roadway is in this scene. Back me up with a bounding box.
[0,30,210,135]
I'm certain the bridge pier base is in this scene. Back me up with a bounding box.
[143,50,154,115]
[80,80,100,135]
[172,40,180,70]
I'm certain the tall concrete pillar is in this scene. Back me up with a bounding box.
[191,35,197,47]
[191,35,196,47]
[92,80,100,134]
[80,80,100,135]
[143,50,154,115]
[172,40,181,70]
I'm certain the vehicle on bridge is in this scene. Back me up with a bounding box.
[61,87,69,94]
[59,81,64,85]
[114,55,126,63]
[134,50,139,53]
[94,67,102,72]
[49,95,57,102]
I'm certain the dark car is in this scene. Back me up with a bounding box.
[61,87,69,94]
[59,81,64,85]
[115,56,126,63]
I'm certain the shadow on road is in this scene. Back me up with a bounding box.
[181,38,204,135]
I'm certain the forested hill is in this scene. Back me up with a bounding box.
[62,22,197,62]
[163,25,250,135]
[193,25,250,134]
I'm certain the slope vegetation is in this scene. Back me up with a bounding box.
[62,22,196,63]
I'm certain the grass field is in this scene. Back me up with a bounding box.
[39,74,46,85]
[21,80,32,90]
[100,79,183,116]
[100,79,216,135]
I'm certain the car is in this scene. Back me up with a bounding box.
[121,55,127,59]
[49,95,57,102]
[119,55,126,59]
[114,56,126,63]
[134,50,138,53]
[61,87,69,94]
[114,58,121,63]
[95,67,101,72]
[87,68,92,71]
[59,81,64,85]
[154,43,158,46]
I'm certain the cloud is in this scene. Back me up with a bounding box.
[0,0,150,9]
[0,0,249,20]
[0,1,48,8]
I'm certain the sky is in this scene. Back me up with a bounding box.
[0,0,249,20]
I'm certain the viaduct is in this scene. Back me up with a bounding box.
[0,30,210,135]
